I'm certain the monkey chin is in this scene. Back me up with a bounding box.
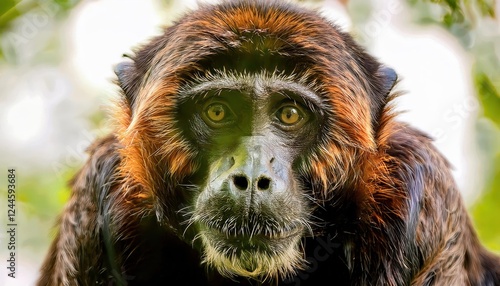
[200,230,306,282]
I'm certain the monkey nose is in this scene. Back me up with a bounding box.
[231,174,272,191]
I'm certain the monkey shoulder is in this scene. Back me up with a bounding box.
[70,134,122,200]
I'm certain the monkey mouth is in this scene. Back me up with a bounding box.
[199,224,306,280]
[201,224,303,253]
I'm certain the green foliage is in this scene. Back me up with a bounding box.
[475,73,500,127]
[472,151,500,252]
[0,0,79,28]
[472,72,500,252]
[0,0,23,29]
[16,169,73,219]
[0,0,80,60]
[410,0,496,26]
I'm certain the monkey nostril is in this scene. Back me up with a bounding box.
[233,175,249,191]
[257,177,271,191]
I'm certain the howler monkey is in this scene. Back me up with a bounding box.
[38,1,500,285]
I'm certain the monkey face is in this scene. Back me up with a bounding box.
[176,72,322,280]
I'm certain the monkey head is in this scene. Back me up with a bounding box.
[114,0,397,282]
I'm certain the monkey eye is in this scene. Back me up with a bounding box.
[275,104,306,128]
[206,104,226,122]
[202,101,235,127]
[279,106,301,125]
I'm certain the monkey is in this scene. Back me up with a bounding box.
[38,1,500,285]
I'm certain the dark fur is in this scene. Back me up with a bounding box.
[39,1,500,285]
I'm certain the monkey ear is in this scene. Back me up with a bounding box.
[379,66,397,97]
[367,66,397,143]
[114,59,139,112]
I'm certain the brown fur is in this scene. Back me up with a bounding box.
[39,1,500,285]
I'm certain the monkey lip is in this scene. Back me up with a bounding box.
[202,225,303,251]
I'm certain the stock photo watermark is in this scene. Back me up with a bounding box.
[1,1,60,49]
[5,168,17,279]
[432,95,480,142]
[285,234,341,286]
[51,126,109,178]
[361,0,403,40]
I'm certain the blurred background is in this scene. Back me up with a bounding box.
[0,0,499,284]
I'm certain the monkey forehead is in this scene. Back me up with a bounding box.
[145,1,356,81]
[179,71,323,107]
[179,0,338,42]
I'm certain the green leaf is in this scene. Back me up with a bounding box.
[475,73,500,127]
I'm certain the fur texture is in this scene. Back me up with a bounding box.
[38,1,500,285]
